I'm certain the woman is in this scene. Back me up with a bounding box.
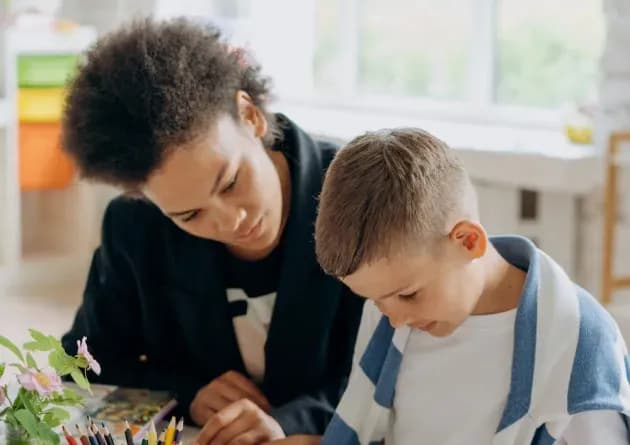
[61,18,363,444]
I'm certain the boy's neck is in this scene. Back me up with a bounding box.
[472,243,526,315]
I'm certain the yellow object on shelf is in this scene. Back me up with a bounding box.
[19,123,75,190]
[565,125,593,145]
[564,105,594,145]
[18,88,65,122]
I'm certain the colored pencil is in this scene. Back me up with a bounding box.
[164,417,176,445]
[124,420,135,445]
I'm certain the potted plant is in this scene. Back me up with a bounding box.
[0,330,100,444]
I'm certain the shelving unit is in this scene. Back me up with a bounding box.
[0,25,101,291]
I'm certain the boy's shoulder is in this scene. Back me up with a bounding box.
[536,282,628,414]
[569,285,625,390]
[572,285,619,341]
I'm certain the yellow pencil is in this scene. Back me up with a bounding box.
[164,417,176,445]
[148,422,158,445]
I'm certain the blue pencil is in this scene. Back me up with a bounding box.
[86,425,99,445]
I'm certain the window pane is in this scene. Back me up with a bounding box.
[314,0,344,93]
[314,0,475,100]
[497,0,604,108]
[358,0,473,100]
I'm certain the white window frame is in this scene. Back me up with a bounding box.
[268,0,577,130]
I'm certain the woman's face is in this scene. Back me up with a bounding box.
[142,98,288,255]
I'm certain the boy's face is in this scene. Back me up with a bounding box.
[341,230,486,337]
[142,97,285,254]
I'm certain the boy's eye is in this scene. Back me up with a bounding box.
[398,291,417,302]
[222,171,239,194]
[181,210,200,223]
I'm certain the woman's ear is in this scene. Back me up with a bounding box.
[235,90,268,139]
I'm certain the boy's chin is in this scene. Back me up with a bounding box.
[424,322,457,338]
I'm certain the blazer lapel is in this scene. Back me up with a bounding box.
[263,116,342,403]
[164,226,246,377]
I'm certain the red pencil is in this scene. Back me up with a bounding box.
[62,425,79,445]
[75,424,90,445]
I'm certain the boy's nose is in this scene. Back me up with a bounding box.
[378,304,408,328]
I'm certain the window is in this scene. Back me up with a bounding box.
[314,0,604,122]
[155,0,605,126]
[316,0,475,101]
[496,0,604,108]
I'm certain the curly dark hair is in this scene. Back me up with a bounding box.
[62,18,280,188]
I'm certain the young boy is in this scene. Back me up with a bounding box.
[314,128,630,444]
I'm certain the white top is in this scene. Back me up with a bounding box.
[349,301,629,445]
[226,288,276,383]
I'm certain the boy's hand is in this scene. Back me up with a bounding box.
[190,371,271,426]
[193,398,285,445]
[264,435,321,445]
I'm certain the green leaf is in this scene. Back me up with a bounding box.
[44,407,69,424]
[10,363,27,373]
[28,329,48,344]
[14,409,39,438]
[42,412,57,428]
[25,353,37,369]
[0,335,24,362]
[17,389,37,415]
[48,335,63,350]
[48,350,78,376]
[23,341,49,352]
[0,363,5,379]
[48,350,74,376]
[62,388,81,400]
[49,388,84,407]
[70,369,89,390]
[75,355,89,369]
[37,422,60,445]
[41,408,69,429]
[24,330,60,353]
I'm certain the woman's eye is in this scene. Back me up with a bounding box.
[181,210,200,222]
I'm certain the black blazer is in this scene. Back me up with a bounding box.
[61,115,364,435]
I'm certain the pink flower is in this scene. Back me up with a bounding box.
[77,337,101,375]
[18,368,63,397]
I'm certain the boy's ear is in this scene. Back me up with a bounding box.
[448,220,487,259]
[235,90,268,139]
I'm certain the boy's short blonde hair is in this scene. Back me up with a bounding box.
[315,128,470,277]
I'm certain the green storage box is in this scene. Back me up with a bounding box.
[17,54,79,87]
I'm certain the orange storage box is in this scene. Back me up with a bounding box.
[19,123,75,190]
